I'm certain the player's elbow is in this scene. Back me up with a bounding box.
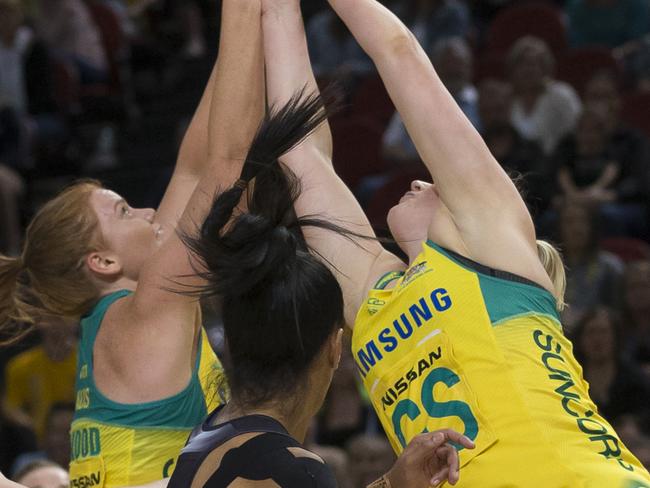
[372,27,418,64]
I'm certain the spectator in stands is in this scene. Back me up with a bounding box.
[582,70,650,201]
[346,434,396,488]
[13,460,68,488]
[3,316,77,443]
[383,37,479,162]
[34,0,108,84]
[42,403,73,469]
[136,0,207,59]
[615,414,650,446]
[392,0,471,49]
[555,106,622,203]
[627,436,650,469]
[567,0,650,49]
[554,101,648,236]
[507,36,582,155]
[169,0,207,59]
[0,164,23,256]
[616,34,650,91]
[0,381,37,475]
[10,403,74,473]
[478,78,550,215]
[0,0,66,169]
[572,306,650,424]
[306,9,372,79]
[557,203,624,330]
[622,260,650,371]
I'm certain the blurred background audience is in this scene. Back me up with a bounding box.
[1,0,649,479]
[13,459,68,488]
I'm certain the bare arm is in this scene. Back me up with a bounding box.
[0,472,21,488]
[327,0,551,287]
[135,0,265,311]
[155,0,267,233]
[262,0,403,325]
[100,0,264,397]
[153,64,219,230]
[262,0,332,157]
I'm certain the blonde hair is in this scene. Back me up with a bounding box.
[0,180,104,344]
[536,240,566,311]
[506,36,556,77]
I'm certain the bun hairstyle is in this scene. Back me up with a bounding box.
[181,88,346,408]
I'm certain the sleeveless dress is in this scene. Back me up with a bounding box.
[352,241,650,488]
[69,290,226,488]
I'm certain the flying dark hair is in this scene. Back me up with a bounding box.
[181,88,348,409]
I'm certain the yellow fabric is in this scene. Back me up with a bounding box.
[352,242,650,487]
[4,345,77,441]
[69,329,225,488]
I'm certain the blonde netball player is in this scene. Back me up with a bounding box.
[267,0,650,486]
[0,0,264,486]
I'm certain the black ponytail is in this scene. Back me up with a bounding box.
[180,88,348,408]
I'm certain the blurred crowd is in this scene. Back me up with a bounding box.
[1,0,650,486]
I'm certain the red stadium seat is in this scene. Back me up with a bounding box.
[350,74,396,130]
[486,2,568,59]
[621,92,650,139]
[601,237,650,262]
[331,117,387,190]
[365,168,430,230]
[557,47,620,94]
[52,59,81,114]
[474,50,507,83]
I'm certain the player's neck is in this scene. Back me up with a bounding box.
[219,397,313,443]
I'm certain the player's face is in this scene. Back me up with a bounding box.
[89,189,161,280]
[387,180,440,250]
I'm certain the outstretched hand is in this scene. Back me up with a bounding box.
[386,430,475,487]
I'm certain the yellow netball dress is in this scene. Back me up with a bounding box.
[352,241,650,488]
[69,290,226,488]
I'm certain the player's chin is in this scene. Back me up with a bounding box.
[386,205,410,238]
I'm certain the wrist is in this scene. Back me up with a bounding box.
[261,0,300,16]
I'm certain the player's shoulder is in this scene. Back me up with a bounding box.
[212,433,336,488]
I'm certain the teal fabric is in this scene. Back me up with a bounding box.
[426,241,561,328]
[374,271,405,290]
[74,290,208,428]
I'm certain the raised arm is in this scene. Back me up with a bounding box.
[327,0,551,286]
[262,0,332,157]
[154,0,265,231]
[108,0,264,387]
[137,0,265,306]
[261,0,404,326]
[153,63,219,229]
